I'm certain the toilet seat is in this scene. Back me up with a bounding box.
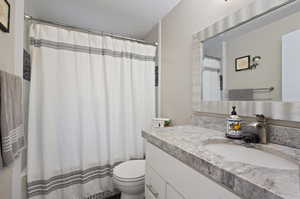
[113,160,145,182]
[114,175,144,183]
[113,160,145,199]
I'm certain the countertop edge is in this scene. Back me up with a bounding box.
[142,129,284,199]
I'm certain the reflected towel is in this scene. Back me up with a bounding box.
[0,71,24,167]
[228,89,254,101]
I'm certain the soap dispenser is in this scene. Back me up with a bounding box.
[226,106,242,139]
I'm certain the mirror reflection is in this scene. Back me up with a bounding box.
[202,2,300,102]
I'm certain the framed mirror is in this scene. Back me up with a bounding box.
[192,0,300,122]
[202,0,300,102]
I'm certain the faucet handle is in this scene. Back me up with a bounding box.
[255,114,267,123]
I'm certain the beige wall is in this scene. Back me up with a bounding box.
[144,24,159,43]
[226,10,300,101]
[160,0,256,125]
[0,0,25,199]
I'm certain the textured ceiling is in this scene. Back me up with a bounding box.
[25,0,181,39]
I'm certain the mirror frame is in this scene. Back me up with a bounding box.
[192,0,300,122]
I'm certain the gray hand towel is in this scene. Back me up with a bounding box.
[228,89,254,101]
[0,71,24,167]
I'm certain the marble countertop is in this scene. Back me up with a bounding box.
[142,126,300,199]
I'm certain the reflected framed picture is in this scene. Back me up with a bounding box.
[235,55,250,71]
[0,0,10,33]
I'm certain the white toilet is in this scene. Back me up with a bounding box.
[113,160,145,199]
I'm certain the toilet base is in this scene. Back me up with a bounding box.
[120,192,144,199]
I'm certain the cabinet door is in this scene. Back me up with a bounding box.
[145,164,166,199]
[166,184,185,199]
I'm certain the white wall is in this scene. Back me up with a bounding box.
[0,0,15,75]
[160,0,256,124]
[0,0,25,199]
[282,29,300,102]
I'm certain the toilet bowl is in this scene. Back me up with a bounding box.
[113,160,145,199]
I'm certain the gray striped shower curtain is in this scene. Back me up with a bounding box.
[27,23,156,199]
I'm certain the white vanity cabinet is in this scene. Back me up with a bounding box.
[145,165,166,199]
[145,164,184,199]
[166,184,185,199]
[145,142,241,199]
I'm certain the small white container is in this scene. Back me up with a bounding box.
[152,118,171,128]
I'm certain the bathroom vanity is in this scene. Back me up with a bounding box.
[144,140,240,199]
[143,126,300,199]
[143,2,300,199]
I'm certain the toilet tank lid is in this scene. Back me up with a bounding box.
[113,160,145,179]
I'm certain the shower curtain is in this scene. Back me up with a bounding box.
[202,57,221,101]
[27,23,156,199]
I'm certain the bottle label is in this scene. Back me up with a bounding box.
[227,119,242,137]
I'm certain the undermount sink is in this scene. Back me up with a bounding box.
[204,143,298,170]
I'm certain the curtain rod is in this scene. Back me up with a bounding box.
[24,15,158,47]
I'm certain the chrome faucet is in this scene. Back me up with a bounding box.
[248,114,268,144]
